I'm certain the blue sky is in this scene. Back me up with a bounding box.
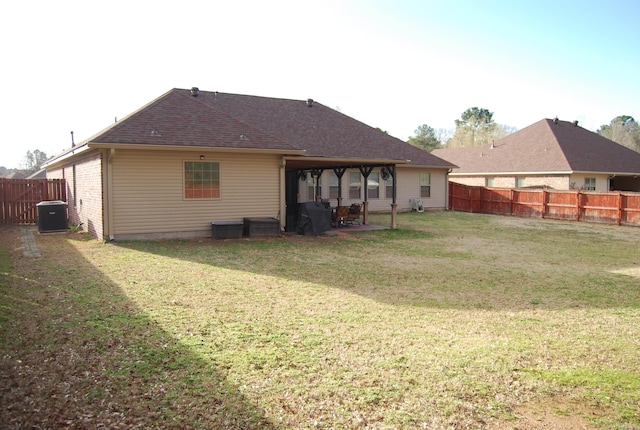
[1,0,639,168]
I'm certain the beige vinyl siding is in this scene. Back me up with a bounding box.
[569,173,610,191]
[306,167,448,211]
[111,150,281,239]
[392,167,447,211]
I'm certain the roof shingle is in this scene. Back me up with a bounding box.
[433,119,640,175]
[87,88,454,168]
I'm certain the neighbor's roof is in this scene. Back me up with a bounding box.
[432,119,640,175]
[63,88,454,169]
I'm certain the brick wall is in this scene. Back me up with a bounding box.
[450,175,571,189]
[47,152,104,240]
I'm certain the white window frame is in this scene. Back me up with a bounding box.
[329,171,339,199]
[349,172,361,199]
[368,172,380,199]
[184,160,221,199]
[420,172,431,198]
[385,175,393,199]
[584,177,596,191]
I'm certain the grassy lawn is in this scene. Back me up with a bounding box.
[1,211,639,429]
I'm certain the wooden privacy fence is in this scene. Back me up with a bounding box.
[0,178,67,224]
[449,182,640,227]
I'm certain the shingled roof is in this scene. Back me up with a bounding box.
[89,89,298,152]
[83,88,454,169]
[432,119,640,175]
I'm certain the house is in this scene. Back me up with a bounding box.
[45,88,455,240]
[26,168,47,179]
[432,118,640,192]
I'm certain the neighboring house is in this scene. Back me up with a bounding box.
[433,118,640,192]
[26,168,47,179]
[45,88,455,240]
[3,170,29,179]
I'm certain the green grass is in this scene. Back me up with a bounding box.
[1,213,640,429]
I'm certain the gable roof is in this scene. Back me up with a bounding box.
[74,88,454,169]
[432,119,640,175]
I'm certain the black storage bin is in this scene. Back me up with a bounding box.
[212,221,243,239]
[243,217,280,237]
[36,201,68,233]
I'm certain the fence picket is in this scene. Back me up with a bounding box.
[449,182,640,227]
[0,178,67,224]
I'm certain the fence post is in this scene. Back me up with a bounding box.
[576,191,581,222]
[618,192,623,226]
[0,179,5,223]
[510,189,514,216]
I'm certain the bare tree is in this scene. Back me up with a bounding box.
[598,115,640,152]
[21,150,48,173]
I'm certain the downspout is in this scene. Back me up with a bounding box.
[279,157,286,231]
[446,168,452,210]
[106,148,116,241]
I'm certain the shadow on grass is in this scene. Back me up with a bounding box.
[0,225,274,429]
[108,214,640,312]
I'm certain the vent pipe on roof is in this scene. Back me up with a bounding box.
[573,120,579,127]
[307,98,314,107]
[553,117,559,124]
[191,87,200,97]
[71,131,75,147]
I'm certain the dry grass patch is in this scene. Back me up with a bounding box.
[1,212,640,429]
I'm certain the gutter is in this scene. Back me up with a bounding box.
[449,170,640,177]
[88,142,306,156]
[449,170,574,176]
[283,155,411,168]
[43,143,91,169]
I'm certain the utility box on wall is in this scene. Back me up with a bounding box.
[36,201,68,233]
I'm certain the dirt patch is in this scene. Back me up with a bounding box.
[487,394,603,430]
[489,215,638,243]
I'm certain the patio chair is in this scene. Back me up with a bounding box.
[332,206,349,227]
[347,203,362,225]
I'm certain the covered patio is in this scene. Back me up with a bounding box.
[283,156,408,234]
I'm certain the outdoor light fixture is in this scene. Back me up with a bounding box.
[200,155,205,160]
[380,167,391,181]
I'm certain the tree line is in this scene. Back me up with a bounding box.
[408,108,640,153]
[2,113,639,178]
[0,150,49,178]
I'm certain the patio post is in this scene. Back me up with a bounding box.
[362,201,369,225]
[390,203,398,229]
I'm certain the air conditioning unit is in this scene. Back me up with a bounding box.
[410,198,424,213]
